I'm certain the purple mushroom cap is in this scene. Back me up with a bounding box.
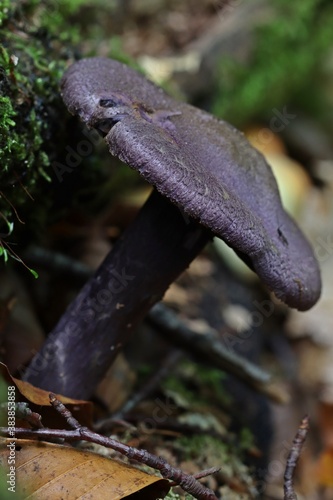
[61,57,321,311]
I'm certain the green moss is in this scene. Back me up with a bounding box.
[213,0,333,125]
[163,360,232,408]
[239,427,255,452]
[0,2,117,269]
[0,2,72,243]
[193,365,231,406]
[177,434,228,462]
[0,1,141,272]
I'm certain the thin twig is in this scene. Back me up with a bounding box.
[148,303,278,397]
[284,415,309,500]
[50,393,217,499]
[0,394,219,500]
[0,402,43,429]
[13,170,34,201]
[0,191,25,224]
[169,467,221,487]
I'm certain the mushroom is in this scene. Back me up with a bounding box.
[24,57,321,399]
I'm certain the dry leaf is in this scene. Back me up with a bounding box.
[0,363,92,429]
[319,402,333,449]
[315,448,333,488]
[0,438,170,499]
[96,353,136,414]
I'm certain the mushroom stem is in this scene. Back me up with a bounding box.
[23,190,211,398]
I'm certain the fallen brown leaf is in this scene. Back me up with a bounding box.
[0,363,92,429]
[315,448,333,488]
[0,438,170,499]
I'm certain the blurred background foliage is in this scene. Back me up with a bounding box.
[0,0,332,263]
[213,0,333,126]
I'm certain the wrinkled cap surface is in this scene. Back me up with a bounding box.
[61,57,321,310]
